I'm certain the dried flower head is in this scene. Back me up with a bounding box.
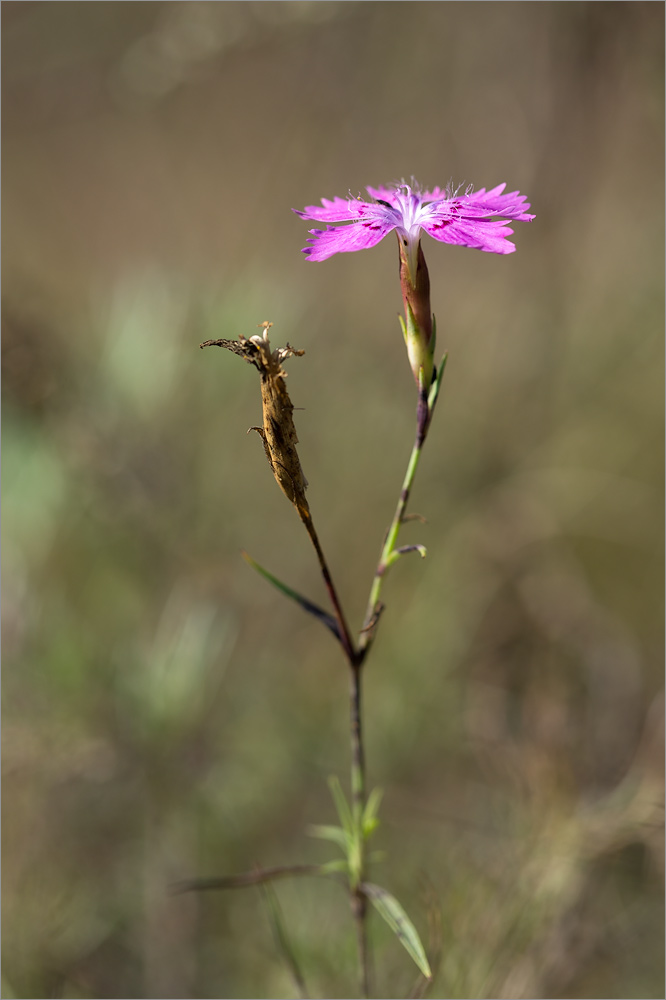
[200,323,309,516]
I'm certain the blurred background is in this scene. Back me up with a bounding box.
[2,3,664,998]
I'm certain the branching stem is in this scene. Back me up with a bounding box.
[296,357,446,998]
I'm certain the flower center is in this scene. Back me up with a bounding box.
[392,185,424,245]
[389,186,427,283]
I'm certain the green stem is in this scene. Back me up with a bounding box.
[358,355,447,661]
[357,431,425,662]
[364,434,424,631]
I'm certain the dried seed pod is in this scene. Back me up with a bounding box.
[201,323,309,517]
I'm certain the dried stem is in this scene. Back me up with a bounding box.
[298,507,358,667]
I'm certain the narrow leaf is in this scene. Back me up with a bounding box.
[386,545,427,568]
[398,314,408,346]
[320,858,350,875]
[328,775,354,837]
[307,824,351,853]
[362,816,380,839]
[362,786,384,839]
[242,551,342,642]
[362,882,432,979]
[427,350,448,414]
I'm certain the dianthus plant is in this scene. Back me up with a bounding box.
[187,179,534,998]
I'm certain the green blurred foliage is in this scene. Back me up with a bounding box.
[2,3,663,998]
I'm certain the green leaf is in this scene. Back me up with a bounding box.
[362,882,432,979]
[320,858,350,875]
[427,349,448,414]
[398,313,408,345]
[242,551,342,642]
[307,824,350,853]
[362,786,384,840]
[386,544,427,568]
[328,776,354,837]
[362,816,380,839]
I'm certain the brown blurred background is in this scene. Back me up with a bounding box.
[2,3,664,998]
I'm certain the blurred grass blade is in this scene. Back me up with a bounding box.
[362,882,432,979]
[242,550,342,642]
[261,881,309,1000]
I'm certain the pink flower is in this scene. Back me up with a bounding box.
[294,181,534,273]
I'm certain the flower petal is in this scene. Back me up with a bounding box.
[293,197,375,223]
[463,186,534,221]
[302,219,396,260]
[422,217,518,254]
[365,185,404,207]
[420,186,450,201]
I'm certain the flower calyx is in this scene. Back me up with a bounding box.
[398,238,435,387]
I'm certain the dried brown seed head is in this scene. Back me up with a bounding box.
[200,324,309,517]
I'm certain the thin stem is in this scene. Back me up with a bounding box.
[350,661,369,996]
[358,361,446,661]
[293,359,445,996]
[358,432,425,658]
[353,887,370,999]
[300,512,370,994]
[349,664,365,817]
[298,506,359,665]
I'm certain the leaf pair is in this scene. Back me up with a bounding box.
[309,778,432,981]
